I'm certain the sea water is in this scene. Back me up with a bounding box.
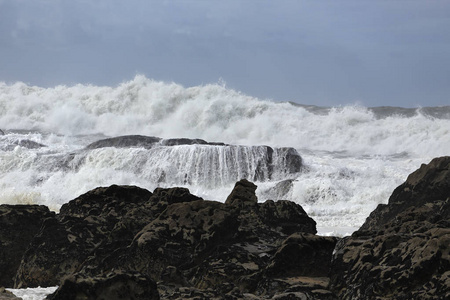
[1,76,449,236]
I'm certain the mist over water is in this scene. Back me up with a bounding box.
[1,76,449,235]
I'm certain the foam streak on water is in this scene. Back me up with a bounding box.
[1,76,449,235]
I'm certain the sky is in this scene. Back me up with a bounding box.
[0,0,449,107]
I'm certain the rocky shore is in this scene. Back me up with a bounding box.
[1,157,449,299]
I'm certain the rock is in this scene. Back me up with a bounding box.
[161,138,209,146]
[13,140,46,149]
[329,156,450,299]
[265,233,338,278]
[14,185,202,288]
[225,179,258,207]
[258,200,317,235]
[0,205,54,287]
[0,129,4,135]
[46,271,159,300]
[14,185,153,288]
[273,148,303,175]
[13,180,322,298]
[85,135,162,150]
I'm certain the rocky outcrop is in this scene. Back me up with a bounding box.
[14,185,156,288]
[225,179,258,207]
[85,135,162,150]
[47,271,159,300]
[12,179,326,299]
[85,135,224,150]
[0,205,54,287]
[329,156,450,299]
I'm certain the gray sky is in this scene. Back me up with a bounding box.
[1,0,449,107]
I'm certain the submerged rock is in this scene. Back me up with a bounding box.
[329,156,450,300]
[85,135,162,149]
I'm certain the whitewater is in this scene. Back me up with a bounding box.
[1,75,449,239]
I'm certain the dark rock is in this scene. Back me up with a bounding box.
[258,200,317,235]
[46,271,159,300]
[273,148,303,175]
[161,138,209,146]
[329,156,450,299]
[13,180,322,298]
[225,179,258,207]
[0,129,4,135]
[0,205,54,287]
[14,185,154,288]
[85,135,162,150]
[265,233,338,278]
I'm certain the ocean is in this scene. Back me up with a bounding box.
[1,75,449,239]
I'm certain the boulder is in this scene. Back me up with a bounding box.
[0,205,54,287]
[329,156,450,299]
[46,271,159,300]
[225,179,258,207]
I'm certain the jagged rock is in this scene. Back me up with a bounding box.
[14,185,155,288]
[265,233,338,278]
[329,156,450,300]
[359,156,450,233]
[258,200,317,235]
[225,179,258,207]
[46,271,159,300]
[13,180,320,298]
[0,205,54,287]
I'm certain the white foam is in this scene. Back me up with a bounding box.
[7,286,58,300]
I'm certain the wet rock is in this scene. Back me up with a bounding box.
[13,180,322,298]
[265,233,338,278]
[0,287,21,299]
[13,140,46,149]
[258,200,317,235]
[273,148,303,175]
[14,185,154,288]
[0,205,54,287]
[85,135,162,150]
[46,271,159,300]
[225,179,258,207]
[330,156,450,300]
[161,138,209,146]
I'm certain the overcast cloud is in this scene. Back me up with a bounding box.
[0,0,449,107]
